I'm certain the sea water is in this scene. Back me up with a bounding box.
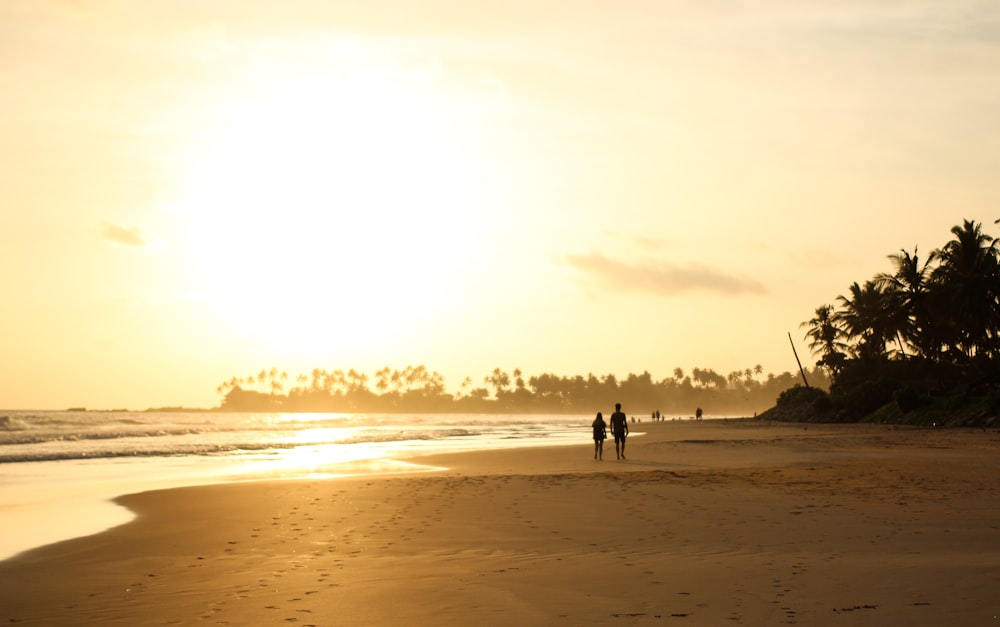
[0,411,589,560]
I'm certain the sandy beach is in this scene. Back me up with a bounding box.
[2,419,999,626]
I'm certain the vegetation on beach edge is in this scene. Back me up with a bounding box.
[770,218,1000,428]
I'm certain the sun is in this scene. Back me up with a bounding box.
[169,60,487,355]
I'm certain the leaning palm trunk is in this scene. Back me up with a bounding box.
[895,332,907,358]
[788,332,810,388]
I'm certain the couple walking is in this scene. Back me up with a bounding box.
[592,403,628,460]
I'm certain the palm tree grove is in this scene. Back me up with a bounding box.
[770,218,1000,426]
[212,364,831,417]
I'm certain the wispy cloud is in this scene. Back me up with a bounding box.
[563,252,767,297]
[602,230,672,252]
[101,222,146,247]
[750,241,859,270]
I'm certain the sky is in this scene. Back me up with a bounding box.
[2,0,999,410]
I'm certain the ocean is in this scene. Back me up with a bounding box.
[0,410,590,561]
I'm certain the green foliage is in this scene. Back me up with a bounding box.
[893,386,930,412]
[758,384,832,422]
[776,384,826,408]
[986,387,1000,413]
[838,378,900,417]
[886,393,1000,427]
[810,390,833,414]
[865,401,904,424]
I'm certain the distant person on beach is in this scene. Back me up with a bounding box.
[609,403,629,460]
[592,412,607,460]
[696,407,703,420]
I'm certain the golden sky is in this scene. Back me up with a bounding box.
[2,1,998,409]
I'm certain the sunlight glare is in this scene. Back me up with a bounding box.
[172,61,486,352]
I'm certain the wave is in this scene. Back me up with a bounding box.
[0,411,585,466]
[0,428,213,446]
[0,427,493,464]
[0,444,276,463]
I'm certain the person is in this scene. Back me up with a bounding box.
[609,402,628,460]
[592,412,607,460]
[695,407,703,420]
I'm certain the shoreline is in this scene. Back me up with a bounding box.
[3,420,999,625]
[0,411,592,561]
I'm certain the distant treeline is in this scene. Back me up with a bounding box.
[216,364,831,416]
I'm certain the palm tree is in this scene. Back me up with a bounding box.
[801,304,848,373]
[346,369,368,391]
[931,220,1000,360]
[375,367,391,394]
[513,368,525,392]
[834,280,894,361]
[485,368,511,400]
[875,246,936,358]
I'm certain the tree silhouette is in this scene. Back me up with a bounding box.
[876,247,935,359]
[485,368,512,402]
[932,220,1000,360]
[801,305,848,374]
[796,218,1000,424]
[834,280,893,361]
[218,361,823,415]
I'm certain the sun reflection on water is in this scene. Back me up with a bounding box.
[222,441,443,482]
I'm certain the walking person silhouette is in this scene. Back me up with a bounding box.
[592,412,607,460]
[609,403,629,460]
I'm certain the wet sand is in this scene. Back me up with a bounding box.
[2,419,999,626]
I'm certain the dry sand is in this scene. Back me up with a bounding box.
[2,419,999,626]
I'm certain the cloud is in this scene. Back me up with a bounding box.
[750,241,859,270]
[563,252,767,297]
[602,230,672,252]
[101,222,146,247]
